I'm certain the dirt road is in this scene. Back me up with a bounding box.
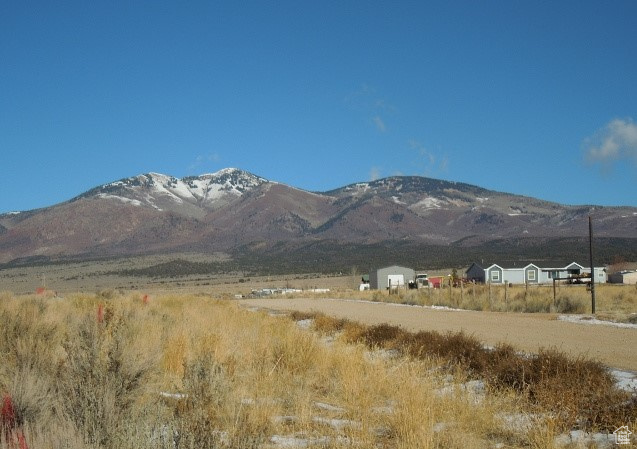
[239,297,637,372]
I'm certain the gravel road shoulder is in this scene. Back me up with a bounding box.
[238,297,637,372]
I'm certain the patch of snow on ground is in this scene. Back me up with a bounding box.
[391,195,406,205]
[149,179,185,203]
[435,379,486,404]
[558,314,637,329]
[312,417,361,431]
[611,369,637,393]
[295,319,313,329]
[97,194,143,207]
[205,184,237,201]
[269,435,350,448]
[313,402,345,413]
[554,430,615,448]
[167,179,197,200]
[159,391,187,400]
[414,197,443,209]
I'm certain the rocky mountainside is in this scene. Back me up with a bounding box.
[0,168,635,265]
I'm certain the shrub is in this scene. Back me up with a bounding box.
[553,294,587,314]
[359,323,406,348]
[174,354,230,448]
[57,302,158,447]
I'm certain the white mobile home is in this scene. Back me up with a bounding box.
[466,261,606,285]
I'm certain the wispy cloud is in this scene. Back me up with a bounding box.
[409,139,448,175]
[369,166,381,181]
[373,116,387,133]
[189,152,221,172]
[345,84,394,112]
[584,118,637,169]
[346,84,395,133]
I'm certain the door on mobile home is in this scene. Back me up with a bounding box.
[387,274,405,288]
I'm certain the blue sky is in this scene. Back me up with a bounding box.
[1,1,636,213]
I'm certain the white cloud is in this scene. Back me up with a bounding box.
[584,118,637,167]
[373,116,387,133]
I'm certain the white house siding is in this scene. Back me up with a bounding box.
[502,269,526,284]
[593,267,607,283]
[474,262,605,285]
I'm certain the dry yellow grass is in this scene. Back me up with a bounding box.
[0,291,633,448]
[306,282,637,317]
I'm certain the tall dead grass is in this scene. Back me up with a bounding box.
[0,291,634,449]
[308,312,637,433]
[317,283,637,317]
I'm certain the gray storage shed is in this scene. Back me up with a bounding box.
[608,270,637,284]
[369,265,416,290]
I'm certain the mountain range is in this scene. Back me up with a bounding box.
[0,168,635,268]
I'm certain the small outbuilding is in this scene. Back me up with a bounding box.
[369,265,415,290]
[608,270,637,284]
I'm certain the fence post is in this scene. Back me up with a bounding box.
[505,282,508,311]
[553,278,557,308]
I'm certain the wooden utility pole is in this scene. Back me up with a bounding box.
[589,216,596,314]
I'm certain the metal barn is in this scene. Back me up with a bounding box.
[369,265,416,290]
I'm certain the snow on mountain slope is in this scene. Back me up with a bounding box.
[77,168,269,217]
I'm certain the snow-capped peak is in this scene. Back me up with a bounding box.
[84,168,269,213]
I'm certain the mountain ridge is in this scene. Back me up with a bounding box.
[0,168,635,265]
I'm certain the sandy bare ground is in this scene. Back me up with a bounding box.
[239,297,637,372]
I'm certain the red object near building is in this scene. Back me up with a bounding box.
[428,276,443,288]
